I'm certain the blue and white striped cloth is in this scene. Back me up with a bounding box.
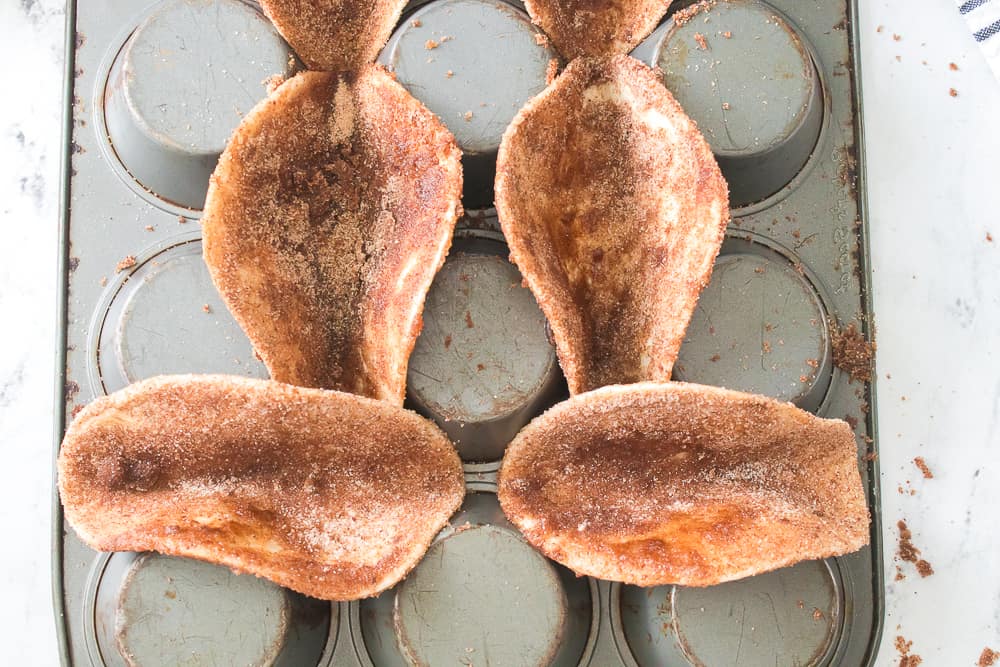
[957,0,1000,79]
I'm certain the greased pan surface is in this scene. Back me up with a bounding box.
[55,0,881,664]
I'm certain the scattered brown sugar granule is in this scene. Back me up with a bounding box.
[178,215,188,224]
[721,102,730,110]
[897,520,934,577]
[812,608,824,621]
[877,25,884,33]
[476,363,486,371]
[762,341,772,353]
[144,225,154,232]
[425,39,439,50]
[411,19,422,27]
[693,32,708,49]
[987,232,994,242]
[949,62,959,71]
[831,321,873,383]
[796,599,804,609]
[896,635,923,667]
[463,111,473,121]
[864,451,877,462]
[264,74,286,94]
[950,87,959,97]
[806,358,819,368]
[709,354,720,362]
[673,0,716,26]
[722,31,732,38]
[202,304,211,314]
[115,255,136,273]
[979,648,999,666]
[443,334,452,349]
[893,33,902,41]
[465,311,474,328]
[913,457,933,479]
[445,70,454,78]
[894,565,905,581]
[99,276,108,287]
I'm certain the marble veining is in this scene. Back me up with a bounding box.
[0,0,998,664]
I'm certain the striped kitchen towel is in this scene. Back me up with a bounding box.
[957,0,1000,79]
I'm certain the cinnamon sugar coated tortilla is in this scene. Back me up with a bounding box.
[496,56,728,394]
[57,375,465,601]
[260,0,407,71]
[202,67,462,404]
[524,0,675,58]
[499,382,870,586]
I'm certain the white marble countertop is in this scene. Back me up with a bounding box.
[1,0,998,663]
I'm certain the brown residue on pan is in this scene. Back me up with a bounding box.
[674,0,716,26]
[115,255,136,273]
[913,457,933,479]
[897,520,934,577]
[979,648,1000,667]
[895,635,922,667]
[831,320,873,383]
[465,311,474,329]
[693,32,708,49]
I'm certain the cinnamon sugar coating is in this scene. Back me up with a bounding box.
[496,56,728,395]
[499,382,869,586]
[58,375,465,600]
[202,68,462,403]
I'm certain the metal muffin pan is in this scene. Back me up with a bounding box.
[55,0,882,664]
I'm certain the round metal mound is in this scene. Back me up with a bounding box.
[674,233,834,413]
[87,552,333,667]
[618,559,843,667]
[407,226,564,462]
[650,0,825,208]
[89,237,268,395]
[357,491,596,667]
[101,0,294,210]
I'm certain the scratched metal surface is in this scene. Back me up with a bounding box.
[54,0,881,664]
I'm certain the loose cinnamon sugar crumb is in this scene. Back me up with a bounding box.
[831,321,873,383]
[913,457,933,479]
[897,520,934,577]
[895,635,922,666]
[812,608,824,620]
[722,31,732,38]
[463,111,474,121]
[721,102,730,110]
[444,335,452,349]
[264,74,286,94]
[893,34,902,41]
[425,39,439,50]
[476,363,486,371]
[694,32,708,49]
[806,358,819,368]
[762,341,771,353]
[709,354,720,362]
[144,225,154,232]
[534,32,550,47]
[987,232,993,242]
[796,599,804,609]
[445,70,454,78]
[979,648,999,666]
[950,88,958,97]
[877,25,884,33]
[115,255,136,273]
[202,304,212,314]
[71,404,85,419]
[465,311,474,328]
[949,62,959,71]
[863,451,877,462]
[411,19,422,27]
[178,216,188,224]
[673,0,716,26]
[99,276,107,287]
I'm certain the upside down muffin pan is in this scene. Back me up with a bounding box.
[55,0,883,664]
